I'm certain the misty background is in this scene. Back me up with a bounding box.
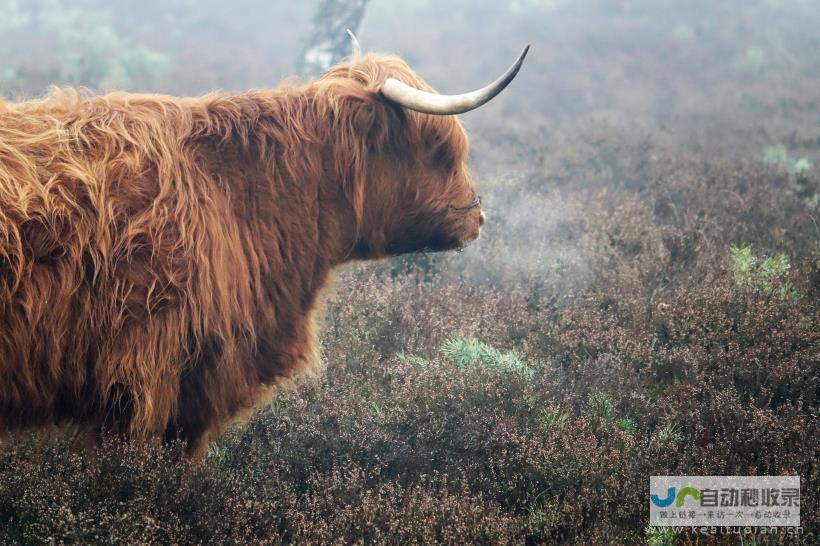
[2,0,818,293]
[3,1,818,140]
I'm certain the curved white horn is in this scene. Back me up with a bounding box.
[346,29,362,59]
[380,45,530,115]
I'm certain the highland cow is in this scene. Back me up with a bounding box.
[0,35,528,456]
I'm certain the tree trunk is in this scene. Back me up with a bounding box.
[297,0,370,78]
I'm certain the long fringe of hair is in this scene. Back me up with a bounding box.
[0,53,468,448]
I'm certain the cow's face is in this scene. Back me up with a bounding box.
[388,117,483,255]
[354,113,484,258]
[322,45,527,261]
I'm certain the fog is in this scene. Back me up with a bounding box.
[3,1,816,129]
[4,1,818,293]
[2,0,818,289]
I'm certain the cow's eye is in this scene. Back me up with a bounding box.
[449,194,481,211]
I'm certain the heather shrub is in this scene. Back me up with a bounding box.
[763,145,811,176]
[440,336,533,378]
[3,121,817,545]
[646,525,676,546]
[730,244,798,300]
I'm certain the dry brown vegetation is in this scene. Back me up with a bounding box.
[1,0,818,544]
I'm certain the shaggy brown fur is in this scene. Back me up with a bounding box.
[0,54,483,456]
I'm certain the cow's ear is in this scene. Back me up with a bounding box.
[347,95,376,135]
[330,94,386,227]
[348,94,403,149]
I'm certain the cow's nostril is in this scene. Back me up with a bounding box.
[478,211,486,227]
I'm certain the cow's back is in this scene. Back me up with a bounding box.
[0,92,258,436]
